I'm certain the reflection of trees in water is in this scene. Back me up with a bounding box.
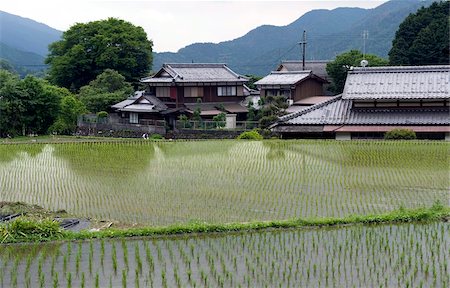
[155,140,236,158]
[262,141,286,160]
[0,144,44,163]
[0,241,62,261]
[53,142,156,178]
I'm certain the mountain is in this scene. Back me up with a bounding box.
[153,0,435,76]
[0,10,62,74]
[0,10,62,56]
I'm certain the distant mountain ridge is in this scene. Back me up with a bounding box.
[0,0,436,77]
[153,0,435,76]
[0,10,62,74]
[0,10,62,56]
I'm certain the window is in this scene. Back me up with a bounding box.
[265,89,290,97]
[217,86,237,96]
[156,87,170,97]
[184,87,204,98]
[129,112,138,124]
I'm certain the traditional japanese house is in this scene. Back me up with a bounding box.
[140,63,250,120]
[271,65,450,140]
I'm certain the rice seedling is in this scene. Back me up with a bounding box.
[0,141,447,225]
[0,140,447,287]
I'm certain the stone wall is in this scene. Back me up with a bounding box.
[77,123,166,138]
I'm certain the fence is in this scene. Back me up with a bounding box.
[77,114,167,136]
[175,120,258,131]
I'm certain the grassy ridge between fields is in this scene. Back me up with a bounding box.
[1,203,449,244]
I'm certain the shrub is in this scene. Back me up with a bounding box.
[150,134,163,140]
[212,113,226,128]
[237,129,263,140]
[0,218,63,243]
[96,111,108,118]
[384,129,417,140]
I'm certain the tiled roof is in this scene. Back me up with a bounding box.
[255,71,312,86]
[342,65,450,100]
[141,63,247,84]
[184,102,248,114]
[277,60,330,80]
[278,95,449,126]
[112,92,168,112]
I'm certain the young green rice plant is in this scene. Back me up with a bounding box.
[100,239,105,268]
[67,272,72,288]
[122,269,127,288]
[121,239,129,270]
[95,273,99,288]
[39,272,45,288]
[0,141,447,226]
[112,242,118,274]
[89,240,94,274]
[134,243,142,273]
[52,272,59,288]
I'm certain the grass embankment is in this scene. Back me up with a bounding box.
[1,203,448,244]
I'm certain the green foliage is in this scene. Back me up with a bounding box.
[97,111,109,118]
[78,69,134,113]
[257,95,288,128]
[384,129,417,140]
[49,95,87,135]
[212,112,226,128]
[0,43,47,77]
[237,129,263,140]
[389,1,449,65]
[1,204,447,244]
[0,217,63,243]
[0,58,16,73]
[326,50,388,94]
[244,75,262,90]
[46,18,153,91]
[0,70,67,137]
[150,134,163,140]
[178,114,191,128]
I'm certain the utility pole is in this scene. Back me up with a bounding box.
[299,30,307,70]
[362,30,369,59]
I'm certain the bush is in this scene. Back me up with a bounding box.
[97,111,108,118]
[384,129,417,140]
[150,133,163,140]
[48,119,74,135]
[1,218,63,243]
[237,129,263,140]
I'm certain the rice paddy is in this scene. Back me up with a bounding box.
[0,221,448,287]
[0,140,448,225]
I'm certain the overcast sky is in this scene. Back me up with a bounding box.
[1,0,386,52]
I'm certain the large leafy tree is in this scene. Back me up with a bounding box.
[326,50,388,94]
[46,18,153,91]
[0,71,68,136]
[389,1,449,65]
[78,69,133,113]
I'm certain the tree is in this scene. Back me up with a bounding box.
[258,95,288,128]
[0,71,65,136]
[244,75,262,90]
[0,59,16,73]
[46,18,153,91]
[0,71,26,136]
[49,95,87,135]
[389,1,449,65]
[78,69,133,113]
[326,50,388,94]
